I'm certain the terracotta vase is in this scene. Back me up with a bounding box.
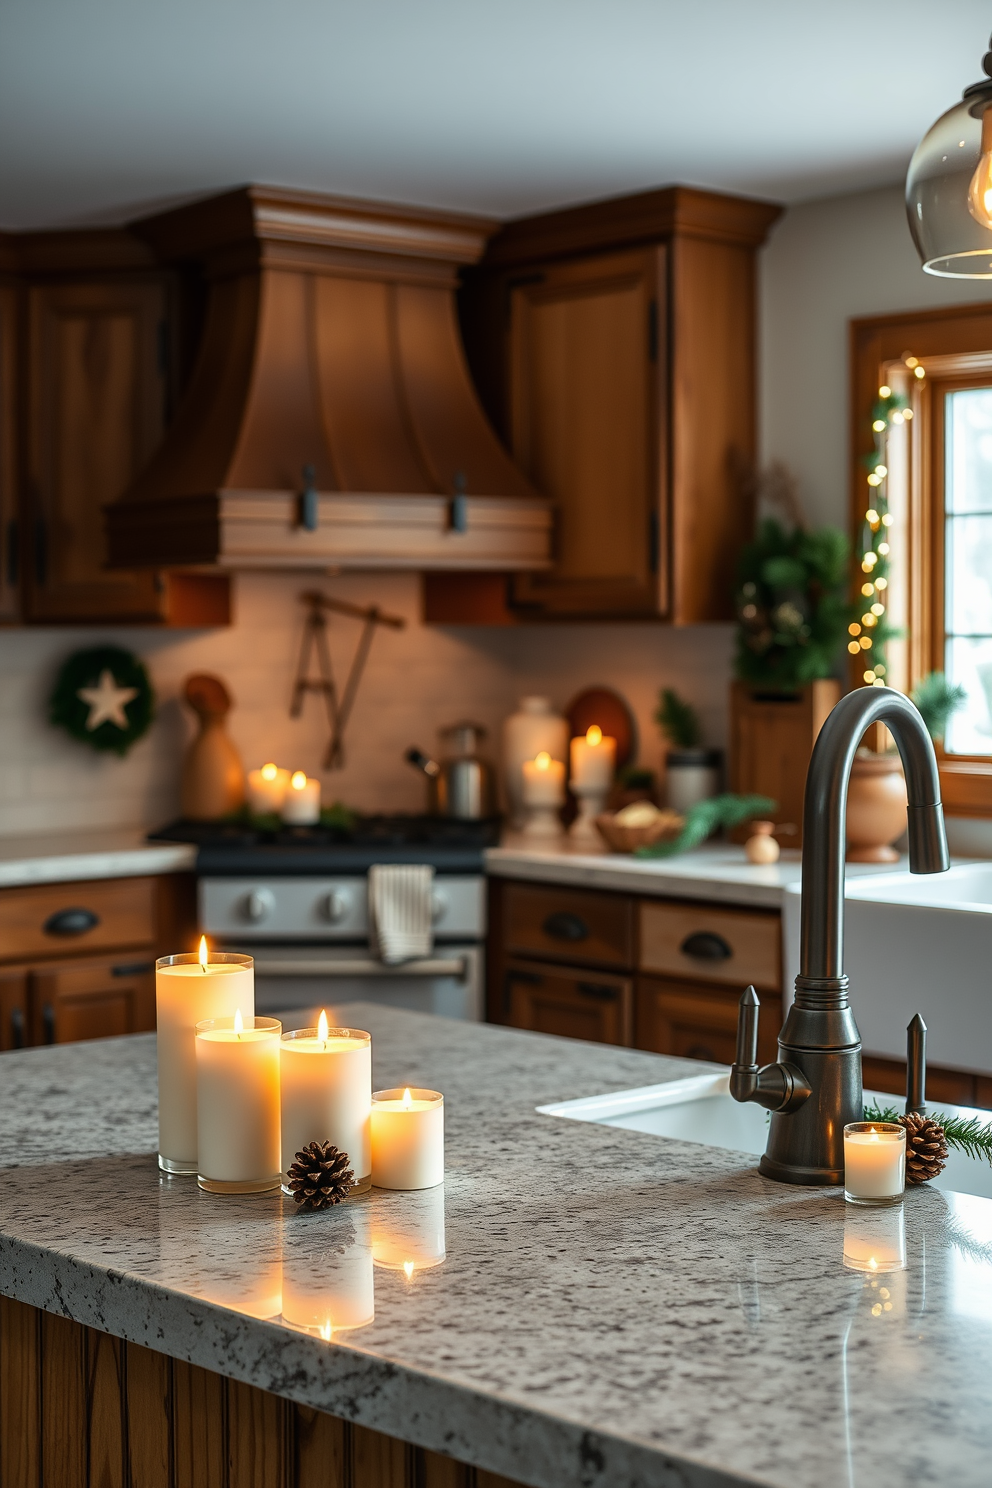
[180,674,246,821]
[845,753,907,863]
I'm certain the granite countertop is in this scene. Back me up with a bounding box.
[0,828,196,888]
[2,1003,991,1488]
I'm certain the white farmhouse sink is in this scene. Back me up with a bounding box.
[782,862,992,1072]
[539,1070,992,1199]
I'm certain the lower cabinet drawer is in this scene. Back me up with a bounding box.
[30,952,156,1045]
[503,959,633,1046]
[635,975,781,1067]
[0,876,157,964]
[639,900,781,990]
[503,882,634,968]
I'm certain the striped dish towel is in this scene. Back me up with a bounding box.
[368,863,435,965]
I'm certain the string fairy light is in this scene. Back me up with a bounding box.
[856,361,922,686]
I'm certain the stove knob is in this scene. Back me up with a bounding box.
[322,889,350,924]
[243,889,274,924]
[431,889,448,924]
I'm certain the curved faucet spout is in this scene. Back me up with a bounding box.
[800,688,949,985]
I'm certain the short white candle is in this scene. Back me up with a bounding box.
[844,1122,906,1206]
[282,1210,374,1336]
[371,1087,444,1191]
[195,1013,282,1193]
[569,726,616,789]
[156,942,254,1175]
[280,1016,372,1194]
[247,762,291,815]
[281,770,321,825]
[522,751,566,806]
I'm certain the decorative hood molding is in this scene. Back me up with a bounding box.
[105,186,551,572]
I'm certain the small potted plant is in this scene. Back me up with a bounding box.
[655,688,721,813]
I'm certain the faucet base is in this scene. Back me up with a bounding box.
[758,1153,844,1186]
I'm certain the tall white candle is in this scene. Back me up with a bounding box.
[195,1013,282,1193]
[247,762,291,815]
[280,1016,372,1194]
[156,943,254,1175]
[844,1122,906,1205]
[371,1087,444,1191]
[569,726,616,789]
[281,771,321,825]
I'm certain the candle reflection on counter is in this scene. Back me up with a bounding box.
[281,1207,374,1336]
[371,1186,446,1275]
[843,1205,907,1274]
[172,1193,284,1320]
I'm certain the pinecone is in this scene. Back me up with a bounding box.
[287,1141,354,1210]
[899,1113,948,1185]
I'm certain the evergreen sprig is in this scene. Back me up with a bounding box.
[863,1102,992,1167]
[654,688,702,749]
[734,519,851,689]
[636,793,776,858]
[910,671,967,743]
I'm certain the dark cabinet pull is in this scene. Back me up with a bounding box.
[10,1007,24,1049]
[42,1004,55,1045]
[111,961,154,978]
[43,907,100,937]
[542,911,588,942]
[686,1043,717,1062]
[577,981,617,1002]
[680,931,732,962]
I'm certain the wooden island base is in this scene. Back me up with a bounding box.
[0,1298,524,1488]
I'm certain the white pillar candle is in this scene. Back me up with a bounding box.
[195,1013,282,1193]
[371,1186,446,1275]
[371,1088,444,1191]
[156,943,254,1175]
[569,726,616,789]
[247,762,291,815]
[844,1122,906,1206]
[281,770,321,825]
[280,1016,371,1194]
[282,1209,374,1336]
[522,751,566,806]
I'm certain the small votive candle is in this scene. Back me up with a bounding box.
[195,1013,282,1194]
[280,1016,372,1196]
[569,725,616,789]
[247,762,291,815]
[156,942,254,1176]
[281,770,321,825]
[371,1088,444,1191]
[844,1121,906,1206]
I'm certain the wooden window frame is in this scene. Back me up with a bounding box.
[851,302,992,816]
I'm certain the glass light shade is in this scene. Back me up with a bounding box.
[907,82,992,277]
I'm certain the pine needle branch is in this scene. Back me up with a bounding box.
[863,1101,992,1167]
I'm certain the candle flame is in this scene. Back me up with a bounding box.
[198,935,208,972]
[234,1008,244,1038]
[261,761,278,781]
[291,770,307,790]
[534,751,551,770]
[868,1257,878,1271]
[586,725,602,746]
[318,1009,329,1042]
[403,1260,415,1280]
[402,1087,412,1109]
[318,1320,332,1340]
[869,1128,879,1141]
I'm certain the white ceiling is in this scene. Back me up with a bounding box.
[1,0,990,231]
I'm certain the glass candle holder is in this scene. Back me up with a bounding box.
[280,1024,372,1197]
[156,950,254,1176]
[843,1121,906,1207]
[195,1015,282,1194]
[371,1088,444,1191]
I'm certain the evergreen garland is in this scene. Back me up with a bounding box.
[863,1101,992,1167]
[48,645,154,758]
[734,519,850,689]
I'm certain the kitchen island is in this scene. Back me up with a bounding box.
[1,1004,991,1488]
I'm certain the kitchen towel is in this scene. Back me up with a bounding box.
[368,863,435,965]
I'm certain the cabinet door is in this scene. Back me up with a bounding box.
[0,285,19,621]
[636,975,780,1067]
[504,959,632,1045]
[0,969,29,1051]
[508,249,664,616]
[25,280,167,621]
[30,953,155,1045]
[502,881,634,969]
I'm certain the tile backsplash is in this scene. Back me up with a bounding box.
[0,572,734,837]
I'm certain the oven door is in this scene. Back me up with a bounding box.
[244,943,482,1021]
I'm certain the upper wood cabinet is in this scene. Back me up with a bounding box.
[437,185,782,624]
[0,284,18,622]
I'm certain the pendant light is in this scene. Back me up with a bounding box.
[907,32,992,277]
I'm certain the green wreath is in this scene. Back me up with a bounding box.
[49,645,155,757]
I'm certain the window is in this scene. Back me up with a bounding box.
[943,386,992,755]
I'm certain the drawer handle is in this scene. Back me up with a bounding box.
[10,1007,24,1049]
[542,911,588,942]
[686,1043,717,1062]
[43,907,100,937]
[42,1004,55,1045]
[111,961,154,978]
[680,931,732,962]
[577,981,617,1002]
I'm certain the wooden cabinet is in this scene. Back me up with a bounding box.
[639,899,780,991]
[0,283,18,622]
[0,970,28,1051]
[635,974,778,1066]
[502,880,634,969]
[31,953,155,1045]
[503,958,633,1045]
[435,185,782,624]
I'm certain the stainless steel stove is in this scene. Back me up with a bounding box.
[150,816,498,1020]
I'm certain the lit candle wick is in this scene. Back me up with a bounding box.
[234,1007,244,1040]
[586,725,602,746]
[291,770,307,791]
[317,1008,329,1045]
[402,1087,412,1109]
[261,761,277,781]
[198,935,208,973]
[403,1260,415,1280]
[535,751,551,771]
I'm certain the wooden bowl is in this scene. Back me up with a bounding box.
[595,810,684,854]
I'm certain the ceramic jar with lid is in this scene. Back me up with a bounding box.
[502,697,568,827]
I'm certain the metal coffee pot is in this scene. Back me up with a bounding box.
[405,722,497,819]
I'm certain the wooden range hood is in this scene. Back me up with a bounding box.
[106,186,552,572]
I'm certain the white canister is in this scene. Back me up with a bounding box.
[665,749,721,814]
[502,697,568,828]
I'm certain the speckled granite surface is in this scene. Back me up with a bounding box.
[1,1005,991,1488]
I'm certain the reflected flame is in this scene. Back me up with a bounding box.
[261,762,278,780]
[586,725,602,746]
[402,1088,413,1109]
[198,935,208,972]
[534,751,551,770]
[291,770,307,790]
[234,1008,244,1037]
[318,1009,329,1042]
[403,1261,415,1280]
[318,1320,332,1340]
